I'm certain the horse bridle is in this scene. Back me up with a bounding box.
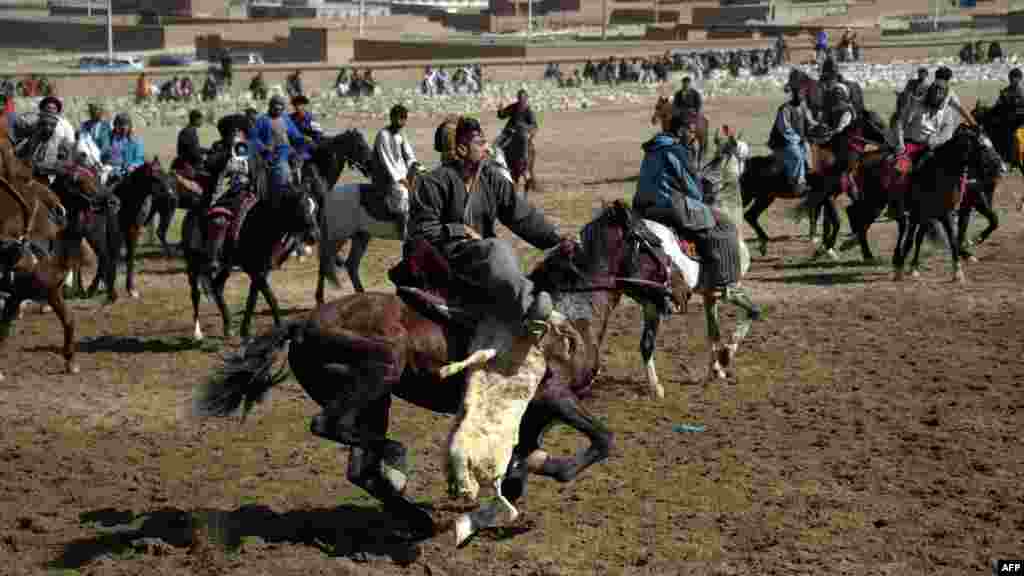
[552,210,679,310]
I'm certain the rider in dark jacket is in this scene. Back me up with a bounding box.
[997,67,1024,163]
[407,116,572,334]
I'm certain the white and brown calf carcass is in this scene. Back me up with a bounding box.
[438,310,583,547]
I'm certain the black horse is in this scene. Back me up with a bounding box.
[846,124,997,281]
[75,160,176,300]
[181,135,320,341]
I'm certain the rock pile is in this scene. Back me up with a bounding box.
[9,56,1017,129]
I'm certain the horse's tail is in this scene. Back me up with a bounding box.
[193,321,302,420]
[318,214,342,289]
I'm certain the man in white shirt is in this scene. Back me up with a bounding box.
[373,104,418,240]
[16,96,76,176]
[892,77,959,181]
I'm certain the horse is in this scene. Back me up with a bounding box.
[1,175,85,380]
[497,128,537,194]
[314,134,514,301]
[954,114,1009,260]
[652,95,709,162]
[181,143,320,341]
[192,199,680,541]
[846,124,996,281]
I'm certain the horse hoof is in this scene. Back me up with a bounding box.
[910,269,921,279]
[893,270,904,282]
[825,248,839,261]
[0,371,5,382]
[954,270,966,284]
[129,290,140,299]
[66,363,80,375]
[758,242,768,257]
[454,514,474,548]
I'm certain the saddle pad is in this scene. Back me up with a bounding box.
[641,219,699,289]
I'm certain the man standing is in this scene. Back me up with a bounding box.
[672,76,703,120]
[374,104,418,241]
[407,117,573,334]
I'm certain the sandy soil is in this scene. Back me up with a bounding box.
[1,91,1022,576]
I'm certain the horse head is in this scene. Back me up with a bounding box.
[312,129,374,190]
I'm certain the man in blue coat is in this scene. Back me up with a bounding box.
[288,94,323,187]
[248,94,310,196]
[633,111,740,289]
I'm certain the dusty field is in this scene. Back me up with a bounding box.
[2,89,1023,576]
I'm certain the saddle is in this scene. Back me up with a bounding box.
[389,238,476,328]
[359,182,399,222]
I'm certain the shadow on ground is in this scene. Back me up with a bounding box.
[52,504,427,569]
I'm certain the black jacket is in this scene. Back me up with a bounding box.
[177,125,206,166]
[408,163,559,253]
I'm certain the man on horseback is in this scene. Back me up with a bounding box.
[104,113,145,186]
[407,117,572,335]
[823,83,860,201]
[78,102,112,156]
[172,109,208,197]
[249,95,309,198]
[996,67,1024,166]
[769,76,819,196]
[289,94,323,190]
[15,97,76,180]
[373,104,418,242]
[891,77,958,190]
[496,89,537,190]
[819,58,864,117]
[933,66,977,128]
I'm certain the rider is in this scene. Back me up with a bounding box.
[769,76,820,196]
[203,116,263,274]
[820,58,865,116]
[248,94,309,197]
[104,113,145,183]
[933,66,977,127]
[16,97,76,179]
[79,102,112,156]
[824,83,860,201]
[374,104,418,241]
[175,109,208,180]
[996,67,1024,163]
[892,77,958,180]
[288,94,323,187]
[496,89,537,185]
[406,116,572,334]
[672,76,703,120]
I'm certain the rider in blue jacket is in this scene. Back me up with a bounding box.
[104,113,145,179]
[288,94,323,185]
[248,94,309,195]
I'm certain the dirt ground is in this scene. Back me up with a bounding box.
[1,91,1022,576]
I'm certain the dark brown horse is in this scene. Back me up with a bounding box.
[846,124,997,282]
[193,200,680,540]
[1,175,84,381]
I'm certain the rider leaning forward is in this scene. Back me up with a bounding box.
[407,116,573,335]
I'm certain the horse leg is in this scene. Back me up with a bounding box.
[157,196,178,257]
[211,270,233,339]
[239,279,260,343]
[908,218,927,279]
[808,201,821,249]
[253,271,282,328]
[971,184,999,247]
[893,213,909,280]
[125,224,140,299]
[703,289,727,381]
[345,231,370,294]
[309,369,431,534]
[188,263,204,342]
[640,303,666,399]
[821,197,840,259]
[524,396,613,484]
[0,295,22,381]
[47,282,78,374]
[940,211,964,283]
[719,284,761,377]
[956,203,974,260]
[743,195,774,256]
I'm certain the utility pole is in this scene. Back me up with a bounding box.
[527,0,532,39]
[653,0,658,27]
[107,0,113,62]
[601,0,607,39]
[359,0,365,37]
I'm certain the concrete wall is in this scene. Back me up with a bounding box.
[353,39,526,61]
[0,18,165,50]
